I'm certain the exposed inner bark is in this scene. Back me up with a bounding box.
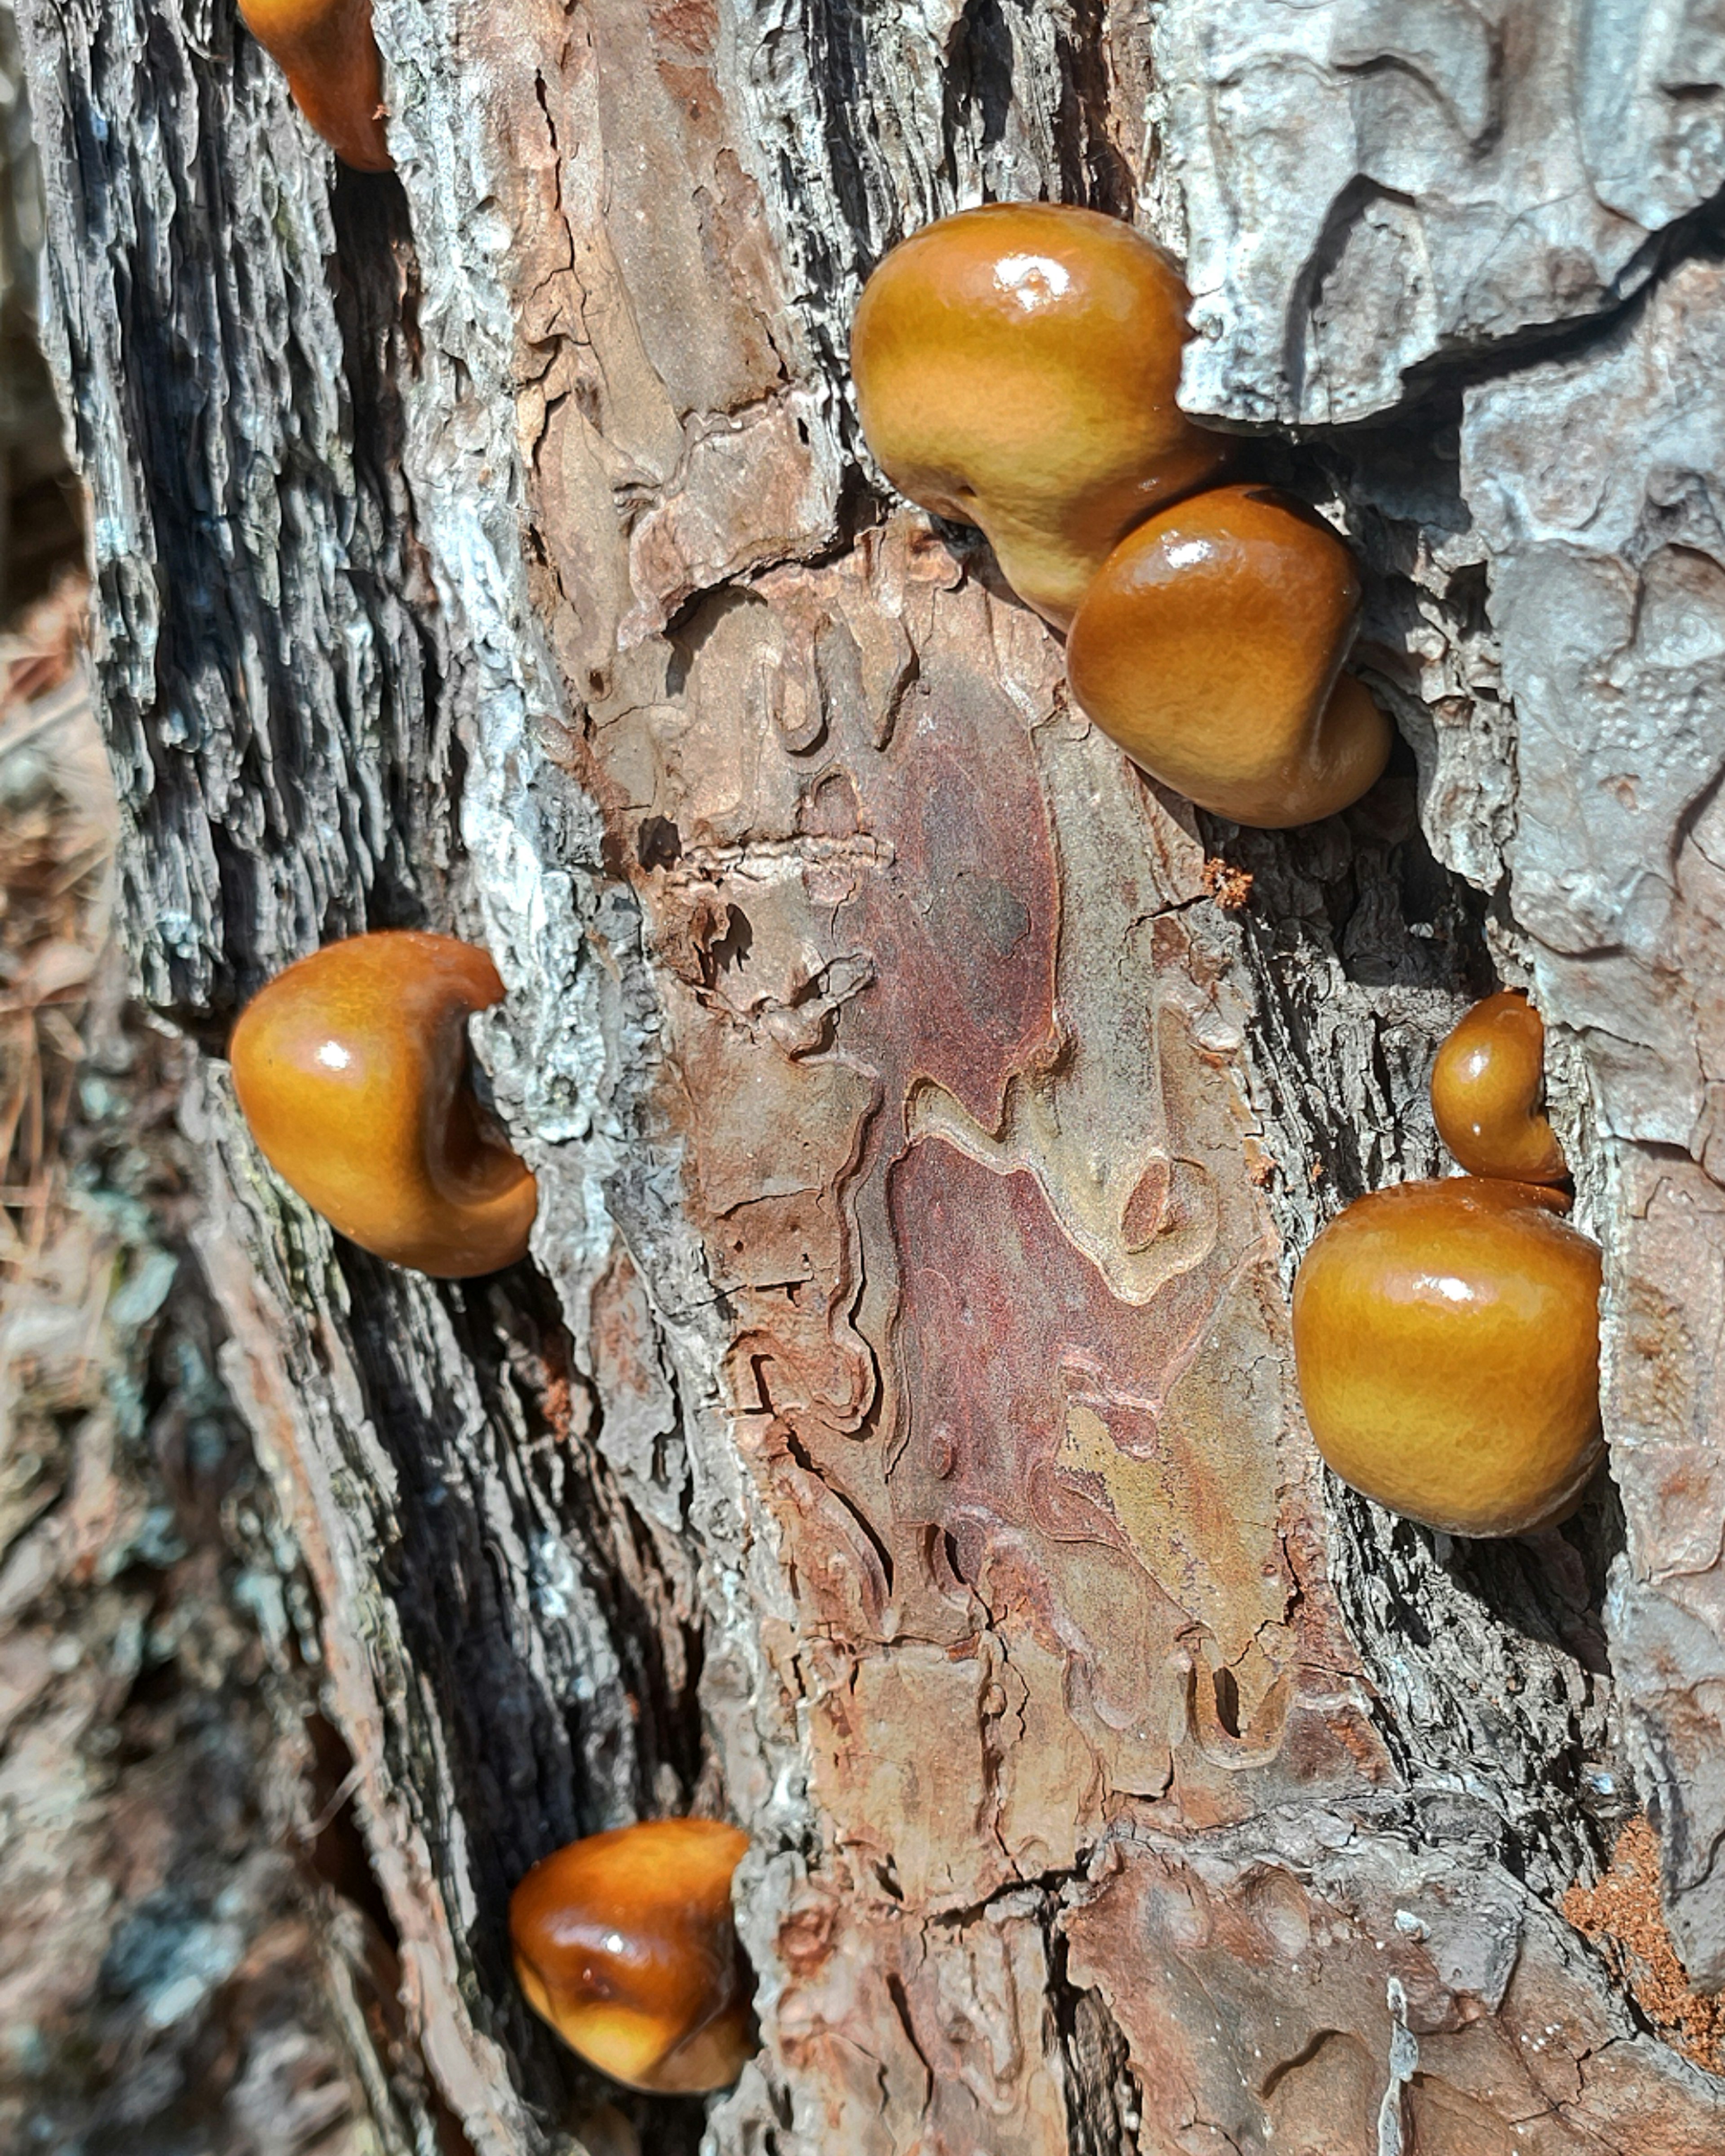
[14,0,1725,2150]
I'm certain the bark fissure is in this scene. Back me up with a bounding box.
[21,0,1725,2147]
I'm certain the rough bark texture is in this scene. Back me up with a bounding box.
[15,0,1725,2150]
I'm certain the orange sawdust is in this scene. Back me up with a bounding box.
[1202,857,1254,910]
[1562,1817,1725,2075]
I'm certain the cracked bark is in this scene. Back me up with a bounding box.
[17,0,1725,2149]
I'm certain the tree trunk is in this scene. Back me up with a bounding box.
[16,0,1725,2147]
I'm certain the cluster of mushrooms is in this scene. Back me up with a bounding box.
[850,203,1391,826]
[1296,993,1601,1539]
[227,1,1605,2109]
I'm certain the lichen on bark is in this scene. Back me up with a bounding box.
[16,0,1725,2150]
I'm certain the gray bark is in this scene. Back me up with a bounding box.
[14,0,1725,2150]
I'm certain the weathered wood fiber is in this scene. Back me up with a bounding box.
[17,0,1725,2149]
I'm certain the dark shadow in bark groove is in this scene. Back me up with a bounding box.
[1217,797,1623,1886]
[1197,406,1628,1896]
[328,163,455,947]
[63,7,450,1026]
[1048,1923,1144,2156]
[1052,0,1132,216]
[774,0,880,386]
[941,0,1015,183]
[1221,759,1493,1197]
[329,1245,710,2151]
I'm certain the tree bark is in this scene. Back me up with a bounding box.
[16,0,1725,2149]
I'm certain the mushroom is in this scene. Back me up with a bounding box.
[238,0,393,171]
[1431,989,1567,1185]
[1291,1178,1602,1537]
[1065,483,1392,827]
[230,930,536,1277]
[510,1819,753,2095]
[850,202,1229,627]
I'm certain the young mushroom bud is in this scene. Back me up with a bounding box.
[230,930,537,1278]
[510,1820,753,2094]
[1291,1179,1602,1538]
[1431,990,1567,1185]
[850,202,1230,627]
[238,0,393,171]
[1065,483,1392,827]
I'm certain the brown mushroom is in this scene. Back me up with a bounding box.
[238,0,393,171]
[1431,989,1567,1185]
[229,930,536,1277]
[850,202,1229,627]
[1291,1178,1602,1537]
[1065,483,1392,827]
[510,1819,753,2095]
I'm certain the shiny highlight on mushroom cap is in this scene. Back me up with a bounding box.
[510,1819,753,2095]
[1066,483,1392,827]
[850,202,1229,627]
[230,931,537,1278]
[1292,1178,1602,1538]
[238,0,392,170]
[1431,990,1567,1185]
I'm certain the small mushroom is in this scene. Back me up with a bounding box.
[510,1820,753,2095]
[1292,1178,1602,1537]
[1065,484,1392,827]
[1431,989,1567,1185]
[230,930,536,1277]
[238,0,393,171]
[850,202,1229,627]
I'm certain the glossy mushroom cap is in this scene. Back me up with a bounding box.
[230,931,537,1277]
[1431,990,1567,1185]
[850,203,1229,627]
[1066,483,1392,827]
[510,1820,753,2095]
[1292,1179,1602,1538]
[238,0,392,170]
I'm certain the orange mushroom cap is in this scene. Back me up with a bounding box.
[510,1820,753,2095]
[239,0,393,171]
[230,930,537,1277]
[1291,1178,1602,1538]
[850,202,1229,627]
[1066,483,1392,827]
[1431,990,1567,1185]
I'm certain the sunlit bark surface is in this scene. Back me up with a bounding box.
[16,0,1725,2148]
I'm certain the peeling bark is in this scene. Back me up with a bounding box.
[16,0,1725,2150]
